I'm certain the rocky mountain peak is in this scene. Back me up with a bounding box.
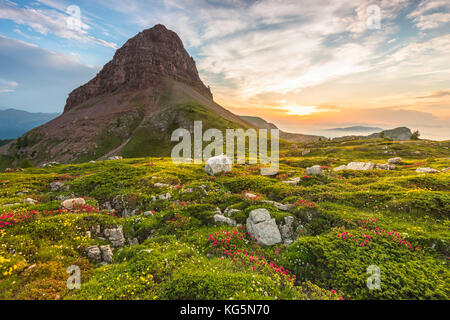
[64,24,212,112]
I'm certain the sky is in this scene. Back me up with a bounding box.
[0,0,449,139]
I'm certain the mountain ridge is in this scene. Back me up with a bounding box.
[2,25,256,165]
[0,108,59,139]
[240,116,325,143]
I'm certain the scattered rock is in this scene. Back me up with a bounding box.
[56,194,75,201]
[282,177,301,185]
[100,245,113,263]
[388,157,402,164]
[143,211,154,217]
[376,164,396,170]
[213,214,236,226]
[108,156,123,161]
[278,216,296,244]
[158,192,172,200]
[89,160,96,164]
[112,194,136,217]
[61,198,86,210]
[301,150,311,156]
[416,167,440,174]
[154,182,170,188]
[24,198,38,205]
[262,200,294,212]
[41,162,60,168]
[50,181,64,192]
[346,162,375,170]
[128,238,139,246]
[246,208,282,247]
[102,202,113,211]
[205,154,232,176]
[333,165,347,172]
[334,162,374,171]
[224,208,241,217]
[244,193,257,199]
[103,226,125,247]
[3,203,20,207]
[86,246,102,263]
[442,168,449,172]
[306,165,322,176]
[181,188,194,194]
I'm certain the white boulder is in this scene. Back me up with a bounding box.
[103,226,125,247]
[346,162,375,170]
[205,154,232,176]
[108,156,123,161]
[213,214,236,226]
[246,208,282,247]
[388,157,402,164]
[306,165,323,176]
[100,245,113,263]
[416,167,440,173]
[24,198,38,205]
[61,198,86,210]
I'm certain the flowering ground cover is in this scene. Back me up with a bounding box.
[0,138,448,300]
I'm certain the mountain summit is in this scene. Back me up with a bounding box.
[64,24,212,113]
[3,25,252,164]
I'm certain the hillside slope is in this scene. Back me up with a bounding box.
[2,25,254,165]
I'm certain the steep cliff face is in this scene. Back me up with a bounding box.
[64,24,212,113]
[6,25,250,165]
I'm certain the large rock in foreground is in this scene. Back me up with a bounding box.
[205,154,232,176]
[246,209,282,247]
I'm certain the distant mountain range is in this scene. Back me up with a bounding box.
[240,116,324,143]
[327,126,383,132]
[0,108,59,139]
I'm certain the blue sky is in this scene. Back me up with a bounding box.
[0,0,449,138]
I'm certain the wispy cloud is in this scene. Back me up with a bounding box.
[0,78,18,93]
[0,0,117,48]
[0,35,98,111]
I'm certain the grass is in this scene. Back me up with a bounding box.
[0,138,448,300]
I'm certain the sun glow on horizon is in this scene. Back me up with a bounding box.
[282,105,317,116]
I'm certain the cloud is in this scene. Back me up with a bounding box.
[408,0,450,30]
[417,90,450,99]
[0,1,117,48]
[0,35,98,112]
[0,78,18,93]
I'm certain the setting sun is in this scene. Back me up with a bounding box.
[282,105,318,116]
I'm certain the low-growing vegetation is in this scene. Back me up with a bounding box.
[0,139,448,300]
